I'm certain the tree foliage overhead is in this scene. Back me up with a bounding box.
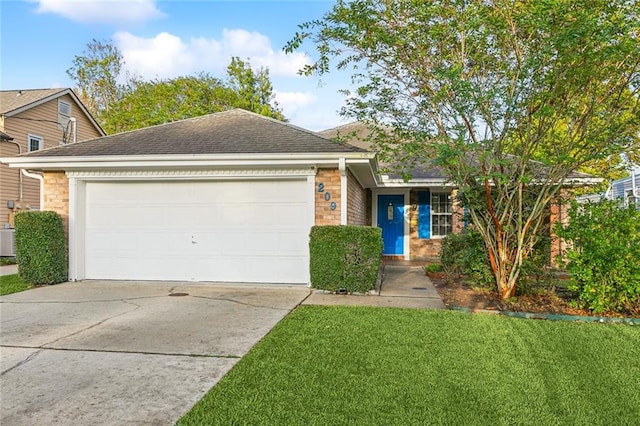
[287,0,640,298]
[226,57,285,121]
[66,38,123,119]
[104,74,236,134]
[67,41,285,133]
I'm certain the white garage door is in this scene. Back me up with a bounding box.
[84,180,310,283]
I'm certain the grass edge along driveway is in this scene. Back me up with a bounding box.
[179,306,640,425]
[0,274,30,296]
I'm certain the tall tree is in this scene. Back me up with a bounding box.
[287,0,640,298]
[103,74,238,134]
[68,40,286,132]
[66,39,124,120]
[226,57,285,120]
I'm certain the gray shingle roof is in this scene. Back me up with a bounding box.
[0,88,67,115]
[320,122,448,180]
[21,109,366,158]
[319,122,374,151]
[320,122,597,182]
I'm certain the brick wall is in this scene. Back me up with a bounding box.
[549,190,570,266]
[315,168,341,226]
[346,170,370,225]
[408,191,441,258]
[43,171,69,232]
[451,189,465,234]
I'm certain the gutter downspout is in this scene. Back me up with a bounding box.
[21,169,44,210]
[70,117,77,144]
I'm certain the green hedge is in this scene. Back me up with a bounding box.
[556,200,640,314]
[309,225,382,293]
[15,211,68,285]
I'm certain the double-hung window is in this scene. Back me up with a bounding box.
[28,134,43,152]
[431,192,453,237]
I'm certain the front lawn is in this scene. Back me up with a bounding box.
[0,274,30,295]
[179,306,640,425]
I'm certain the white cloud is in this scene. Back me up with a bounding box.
[113,29,310,80]
[274,91,317,112]
[31,0,165,25]
[114,32,195,79]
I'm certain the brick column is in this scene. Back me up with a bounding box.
[43,171,69,233]
[549,189,570,266]
[315,168,341,225]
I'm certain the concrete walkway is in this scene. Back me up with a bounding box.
[303,265,446,309]
[0,264,18,276]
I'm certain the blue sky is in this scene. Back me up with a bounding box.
[0,0,353,131]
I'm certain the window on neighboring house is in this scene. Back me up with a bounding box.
[58,100,71,117]
[28,134,43,152]
[58,100,72,140]
[431,192,453,237]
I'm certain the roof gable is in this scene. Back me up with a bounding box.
[20,109,366,158]
[0,88,105,136]
[0,88,66,114]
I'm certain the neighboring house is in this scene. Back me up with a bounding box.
[1,109,596,284]
[607,167,639,210]
[576,166,639,210]
[0,88,105,226]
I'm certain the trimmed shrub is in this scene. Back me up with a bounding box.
[309,225,382,293]
[441,228,552,293]
[15,211,68,285]
[555,200,640,314]
[440,229,494,288]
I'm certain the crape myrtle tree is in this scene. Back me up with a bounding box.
[286,0,640,298]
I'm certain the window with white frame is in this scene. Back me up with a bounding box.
[28,134,44,152]
[431,192,453,237]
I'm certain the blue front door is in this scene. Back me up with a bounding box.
[377,195,404,255]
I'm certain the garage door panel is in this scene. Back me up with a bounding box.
[88,257,191,281]
[84,180,310,283]
[275,205,308,227]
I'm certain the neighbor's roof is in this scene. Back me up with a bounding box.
[0,88,66,115]
[0,88,105,136]
[19,109,366,157]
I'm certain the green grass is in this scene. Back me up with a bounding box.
[179,306,640,426]
[0,274,30,295]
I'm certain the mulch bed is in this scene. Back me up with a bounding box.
[429,273,634,318]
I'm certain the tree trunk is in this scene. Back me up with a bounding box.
[489,243,518,300]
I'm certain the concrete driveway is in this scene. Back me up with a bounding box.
[0,280,309,425]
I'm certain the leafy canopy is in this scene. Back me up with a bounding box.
[287,0,640,298]
[67,41,285,132]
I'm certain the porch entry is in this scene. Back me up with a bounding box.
[377,194,404,255]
